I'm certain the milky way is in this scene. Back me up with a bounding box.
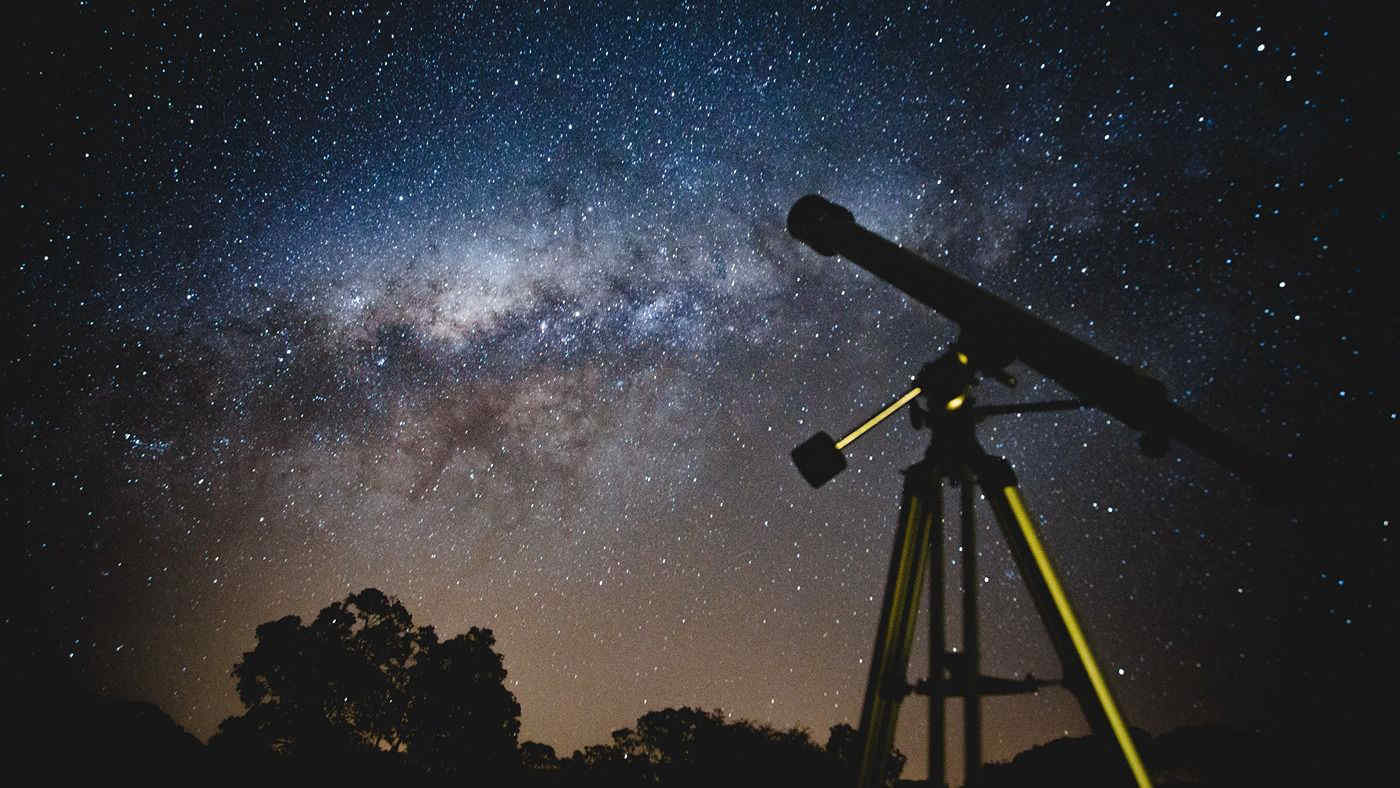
[10,2,1387,780]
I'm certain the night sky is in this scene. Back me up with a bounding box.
[8,2,1389,781]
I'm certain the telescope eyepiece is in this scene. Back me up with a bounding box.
[787,194,855,256]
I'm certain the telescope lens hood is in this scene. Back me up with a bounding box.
[787,194,855,256]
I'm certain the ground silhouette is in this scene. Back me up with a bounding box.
[7,584,1278,785]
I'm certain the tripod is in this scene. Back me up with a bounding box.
[784,194,1276,787]
[794,346,1153,788]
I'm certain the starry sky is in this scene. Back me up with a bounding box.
[8,1,1390,781]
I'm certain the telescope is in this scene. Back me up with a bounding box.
[784,195,1281,788]
[787,193,1273,490]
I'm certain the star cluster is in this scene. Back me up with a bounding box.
[9,2,1387,780]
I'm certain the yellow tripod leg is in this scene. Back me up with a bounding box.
[992,483,1153,788]
[856,465,938,788]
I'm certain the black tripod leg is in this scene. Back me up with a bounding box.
[928,469,946,788]
[856,462,939,788]
[959,465,981,788]
[976,457,1153,788]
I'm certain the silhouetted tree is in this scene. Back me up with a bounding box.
[404,627,521,775]
[218,590,426,756]
[577,706,904,788]
[320,587,422,750]
[565,739,646,786]
[521,739,561,771]
[214,588,519,777]
[825,722,906,788]
[217,612,363,756]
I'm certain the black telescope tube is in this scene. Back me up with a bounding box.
[787,194,1273,486]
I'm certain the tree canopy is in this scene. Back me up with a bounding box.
[211,588,519,775]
